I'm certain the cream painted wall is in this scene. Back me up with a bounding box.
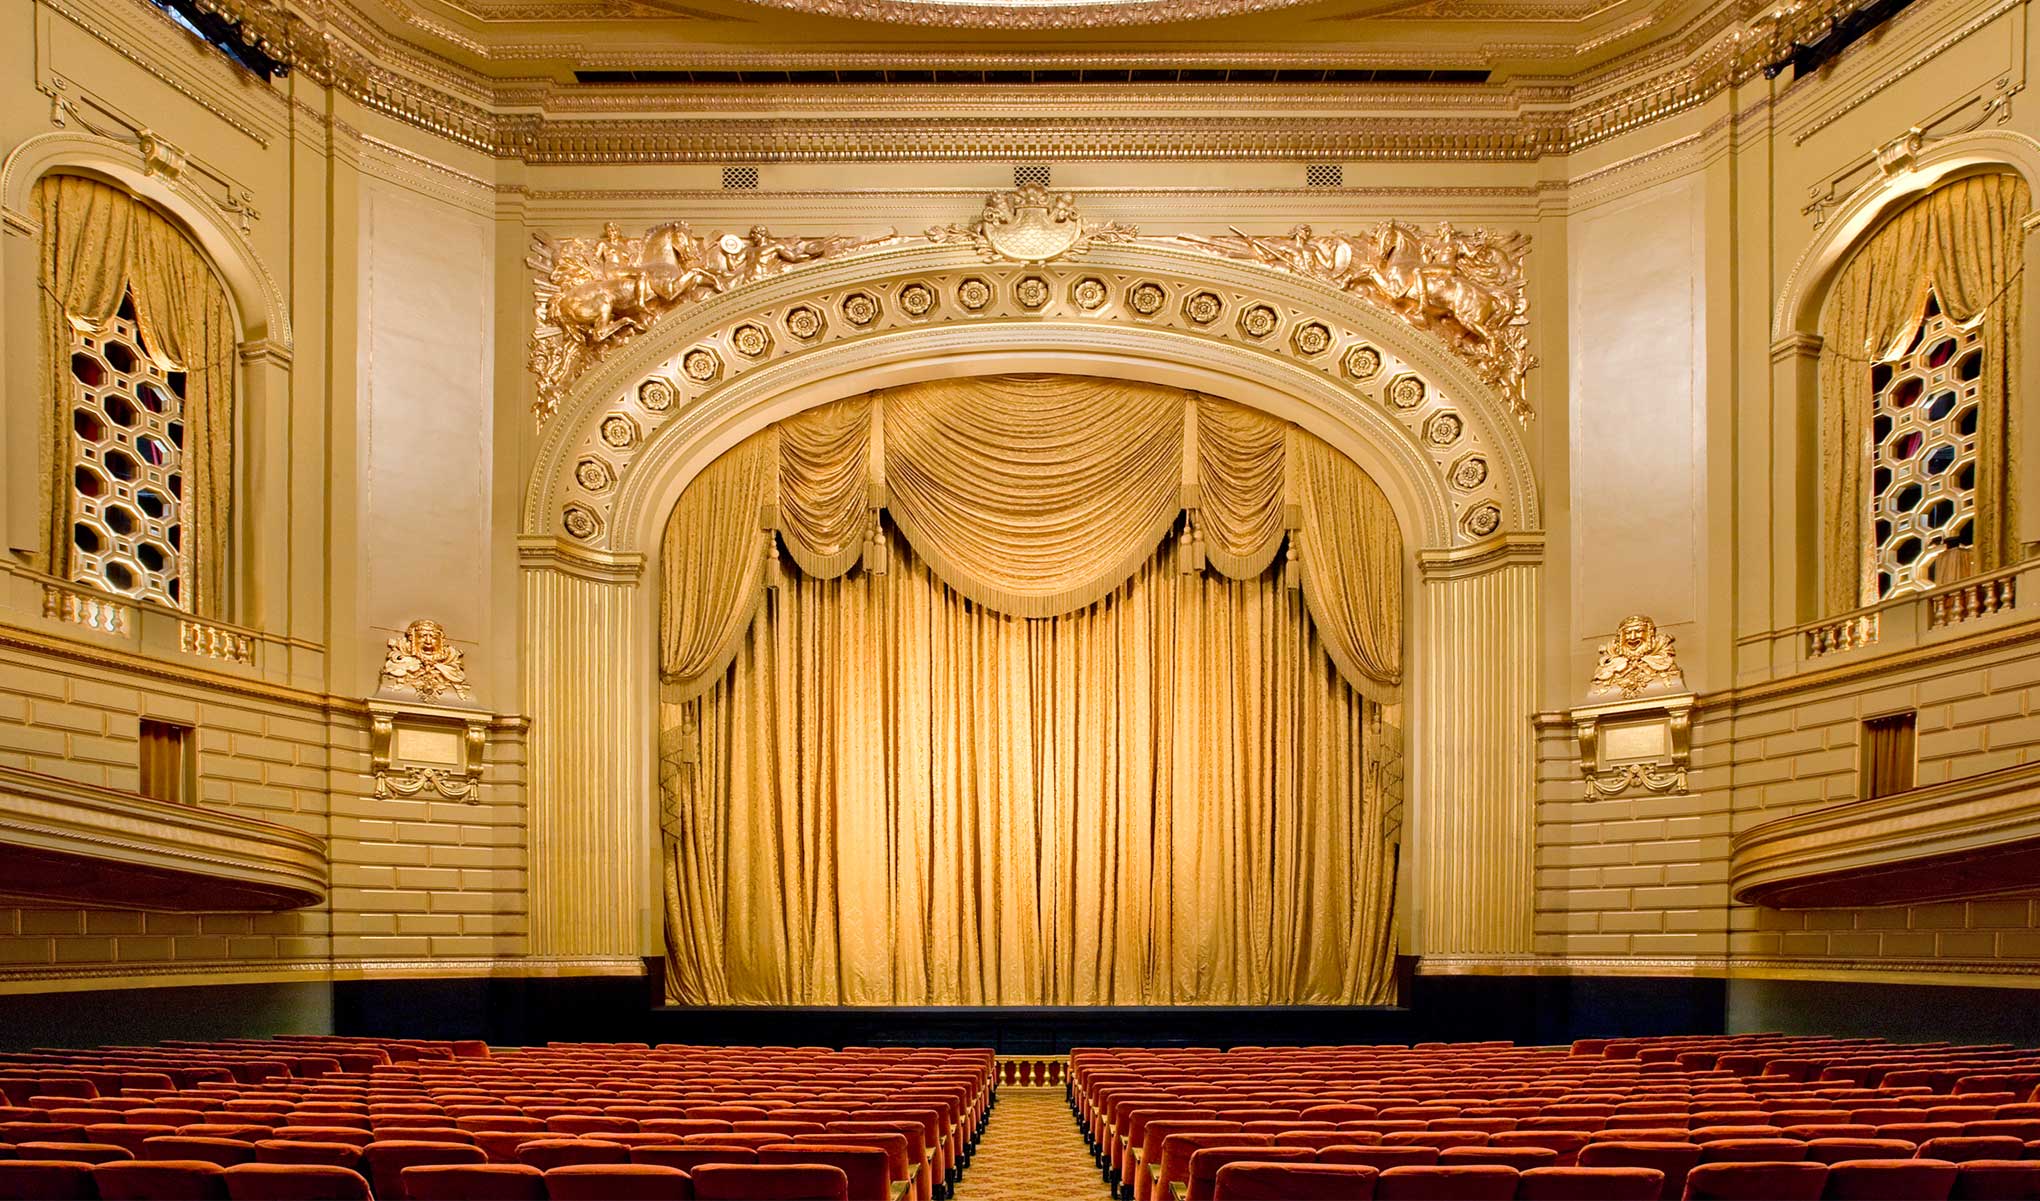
[357,175,496,701]
[1567,173,1707,692]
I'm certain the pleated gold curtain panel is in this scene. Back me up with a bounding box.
[1818,172,2028,613]
[657,375,1403,1007]
[34,174,236,616]
[659,376,1404,703]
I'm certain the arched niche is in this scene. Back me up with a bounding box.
[0,132,295,631]
[1771,130,2040,618]
[517,239,1545,974]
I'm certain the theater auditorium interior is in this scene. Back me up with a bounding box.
[11,0,2040,1197]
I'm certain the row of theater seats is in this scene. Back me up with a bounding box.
[0,1035,996,1200]
[1071,1033,2040,1200]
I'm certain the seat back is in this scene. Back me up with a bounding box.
[1949,1160,2040,1201]
[760,1143,889,1200]
[1919,1136,2027,1163]
[93,1160,233,1200]
[1515,1167,1664,1201]
[1211,1161,1380,1201]
[1320,1145,1440,1169]
[1373,1164,1519,1200]
[512,1137,631,1170]
[1578,1141,1703,1201]
[397,1162,547,1201]
[544,1163,695,1200]
[0,1160,99,1200]
[691,1162,850,1200]
[1680,1161,1828,1201]
[220,1163,371,1201]
[1820,1159,1957,1201]
[359,1140,488,1199]
[1186,1147,1312,1201]
[138,1139,254,1168]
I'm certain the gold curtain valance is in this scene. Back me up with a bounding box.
[659,374,1405,703]
[34,173,236,616]
[1818,171,2029,612]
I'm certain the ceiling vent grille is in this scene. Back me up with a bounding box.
[722,166,760,190]
[1013,163,1052,188]
[1307,163,1344,188]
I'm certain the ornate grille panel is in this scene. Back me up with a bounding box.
[66,298,186,608]
[1869,292,1982,601]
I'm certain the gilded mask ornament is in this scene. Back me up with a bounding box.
[526,221,896,421]
[1589,615,1686,699]
[927,184,1138,264]
[1180,222,1536,419]
[379,620,470,702]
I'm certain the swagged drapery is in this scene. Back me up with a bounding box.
[1819,172,2029,613]
[34,174,236,617]
[658,375,1403,1006]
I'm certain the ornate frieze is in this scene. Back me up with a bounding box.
[926,185,1138,264]
[526,222,896,419]
[1179,223,1535,419]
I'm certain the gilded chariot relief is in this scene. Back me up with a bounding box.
[527,222,898,418]
[1180,223,1535,419]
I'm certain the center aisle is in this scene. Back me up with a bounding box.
[955,1088,1115,1200]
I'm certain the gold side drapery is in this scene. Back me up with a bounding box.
[34,174,236,616]
[657,375,1403,703]
[1818,172,2029,612]
[659,526,1397,1006]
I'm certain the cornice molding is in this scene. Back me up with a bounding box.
[1417,953,2040,986]
[145,0,1948,163]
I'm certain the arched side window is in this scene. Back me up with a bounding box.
[35,173,234,616]
[1819,171,2028,613]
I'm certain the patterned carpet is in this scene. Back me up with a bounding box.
[956,1089,1114,1200]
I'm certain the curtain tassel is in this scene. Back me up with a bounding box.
[1283,534,1302,591]
[1178,508,1205,573]
[865,509,888,574]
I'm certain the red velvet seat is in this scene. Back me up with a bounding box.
[1698,1138,1807,1163]
[2,1122,91,1144]
[550,1115,640,1135]
[0,1160,99,1200]
[1579,1141,1704,1201]
[546,1163,696,1200]
[514,1137,630,1169]
[645,1120,739,1136]
[1805,1139,1916,1164]
[253,1140,362,1170]
[1490,1131,1589,1165]
[1515,1167,1665,1200]
[1212,1161,1378,1200]
[637,1145,763,1171]
[1186,1147,1312,1201]
[399,1162,547,1201]
[138,1139,254,1168]
[1679,1161,1827,1200]
[1950,1160,2040,1199]
[1437,1146,1556,1170]
[1320,1146,1440,1169]
[17,1142,134,1164]
[759,1143,889,1201]
[1820,1158,1957,1200]
[93,1160,233,1200]
[1373,1164,1518,1200]
[220,1163,371,1201]
[360,1140,488,1199]
[1920,1137,2028,1163]
[690,1162,849,1200]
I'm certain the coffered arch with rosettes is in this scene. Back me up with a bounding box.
[524,241,1543,558]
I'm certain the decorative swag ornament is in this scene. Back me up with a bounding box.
[1818,172,2028,613]
[659,376,1404,705]
[33,174,235,617]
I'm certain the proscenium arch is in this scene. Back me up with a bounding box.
[516,238,1548,967]
[524,239,1541,554]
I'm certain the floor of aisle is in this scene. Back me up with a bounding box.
[954,1088,1115,1200]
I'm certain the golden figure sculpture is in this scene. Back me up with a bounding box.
[1179,221,1536,418]
[1589,614,1685,699]
[927,184,1138,264]
[527,221,896,419]
[379,619,471,702]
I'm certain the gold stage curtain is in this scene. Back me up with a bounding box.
[1819,172,2028,612]
[657,376,1403,704]
[659,526,1397,1006]
[34,174,236,616]
[881,375,1186,617]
